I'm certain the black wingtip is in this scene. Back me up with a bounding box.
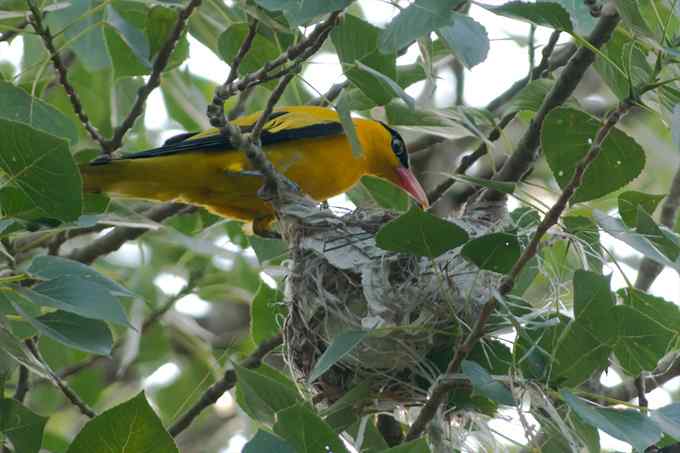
[89,155,113,166]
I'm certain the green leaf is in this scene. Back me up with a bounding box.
[542,108,645,203]
[561,389,661,451]
[437,13,489,68]
[461,232,520,274]
[0,119,82,222]
[28,255,134,297]
[0,186,47,221]
[251,282,285,345]
[594,30,653,100]
[461,360,514,406]
[513,314,568,381]
[482,1,573,32]
[161,70,214,131]
[249,235,289,264]
[47,0,111,71]
[652,403,680,440]
[218,24,281,76]
[396,63,427,89]
[361,175,412,212]
[254,0,352,25]
[468,339,513,375]
[273,405,349,453]
[66,392,178,453]
[378,0,466,53]
[332,14,398,105]
[635,208,680,261]
[618,190,665,228]
[378,438,431,453]
[506,79,578,114]
[145,4,189,69]
[104,1,151,78]
[13,306,113,356]
[615,0,655,37]
[0,398,47,453]
[243,430,296,453]
[235,364,302,424]
[336,92,364,157]
[323,382,372,431]
[551,319,611,386]
[376,206,469,258]
[611,305,673,376]
[572,270,614,321]
[0,81,78,143]
[620,288,680,337]
[0,322,48,377]
[551,0,596,35]
[593,210,680,272]
[308,330,369,383]
[563,215,603,273]
[355,61,415,109]
[26,276,129,326]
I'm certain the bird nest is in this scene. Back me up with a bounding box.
[276,193,511,410]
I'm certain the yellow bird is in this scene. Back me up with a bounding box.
[81,106,428,233]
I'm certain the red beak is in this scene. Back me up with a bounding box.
[396,167,429,208]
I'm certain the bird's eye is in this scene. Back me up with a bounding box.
[392,138,409,167]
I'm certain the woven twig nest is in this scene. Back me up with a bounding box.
[276,193,510,409]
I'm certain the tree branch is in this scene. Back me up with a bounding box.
[168,334,283,437]
[405,96,635,442]
[427,30,563,206]
[486,36,574,114]
[26,338,96,418]
[105,0,203,153]
[482,5,620,201]
[27,0,108,151]
[66,203,190,264]
[208,19,259,123]
[635,167,680,290]
[309,80,350,106]
[207,11,341,126]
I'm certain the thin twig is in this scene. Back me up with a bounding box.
[105,0,203,153]
[27,1,108,150]
[405,97,634,442]
[427,30,563,206]
[593,352,680,403]
[168,334,283,437]
[26,285,197,389]
[227,86,254,121]
[482,6,620,201]
[427,112,515,206]
[26,338,96,418]
[214,73,299,204]
[66,203,190,264]
[207,11,341,126]
[209,20,259,123]
[309,80,350,106]
[487,32,571,113]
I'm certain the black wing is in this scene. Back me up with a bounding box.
[91,112,344,166]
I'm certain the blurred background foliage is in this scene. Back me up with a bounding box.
[1,0,680,452]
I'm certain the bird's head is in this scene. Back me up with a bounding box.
[362,120,429,208]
